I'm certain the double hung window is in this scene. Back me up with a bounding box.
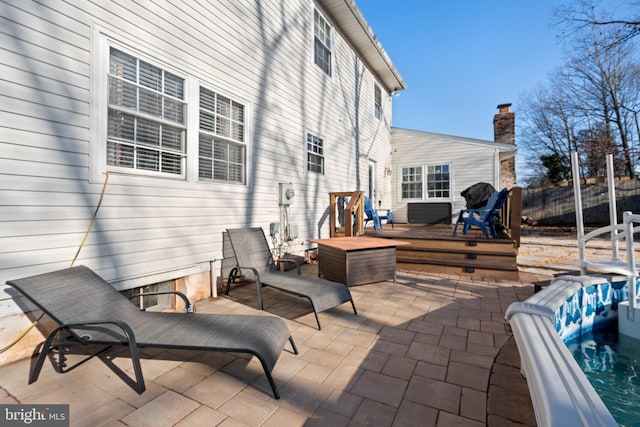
[313,9,332,75]
[374,83,382,119]
[401,167,423,199]
[306,132,324,174]
[100,40,248,185]
[107,48,186,176]
[426,164,450,198]
[198,88,246,184]
[401,164,451,199]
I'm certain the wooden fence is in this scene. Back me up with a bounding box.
[521,179,640,226]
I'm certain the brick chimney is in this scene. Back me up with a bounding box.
[494,103,515,145]
[494,103,516,188]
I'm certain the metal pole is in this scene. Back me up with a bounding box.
[571,152,587,274]
[606,154,619,260]
[624,211,636,316]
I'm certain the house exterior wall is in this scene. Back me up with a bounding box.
[0,0,395,362]
[390,128,503,223]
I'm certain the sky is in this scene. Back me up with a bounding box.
[355,1,602,142]
[356,0,567,142]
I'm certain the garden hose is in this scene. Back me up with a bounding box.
[0,172,110,354]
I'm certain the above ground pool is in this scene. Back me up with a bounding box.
[506,274,638,427]
[567,327,640,426]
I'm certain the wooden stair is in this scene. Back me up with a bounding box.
[365,224,520,280]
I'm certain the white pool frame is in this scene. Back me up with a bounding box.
[506,274,622,427]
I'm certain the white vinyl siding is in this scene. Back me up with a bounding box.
[391,128,513,223]
[0,0,395,304]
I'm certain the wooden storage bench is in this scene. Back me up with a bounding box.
[308,236,407,286]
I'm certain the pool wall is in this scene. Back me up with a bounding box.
[505,274,636,427]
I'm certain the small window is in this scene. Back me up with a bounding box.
[427,164,450,198]
[314,9,332,76]
[107,48,186,176]
[401,166,423,199]
[374,83,382,119]
[198,87,246,184]
[122,281,174,311]
[307,132,324,174]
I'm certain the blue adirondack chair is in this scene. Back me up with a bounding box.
[364,196,394,232]
[452,188,508,238]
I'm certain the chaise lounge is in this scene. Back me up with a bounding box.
[225,227,357,330]
[7,265,297,399]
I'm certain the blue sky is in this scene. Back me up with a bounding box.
[357,1,572,142]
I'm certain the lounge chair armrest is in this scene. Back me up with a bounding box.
[457,208,478,216]
[466,208,490,215]
[278,258,301,274]
[56,319,138,345]
[128,291,193,313]
[236,266,261,283]
[36,319,146,394]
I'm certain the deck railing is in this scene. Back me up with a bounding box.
[502,187,522,247]
[329,191,365,237]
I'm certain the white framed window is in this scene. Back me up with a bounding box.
[313,8,333,76]
[401,164,452,199]
[374,83,382,120]
[93,31,249,186]
[107,48,187,176]
[426,164,450,198]
[306,132,325,174]
[198,87,246,184]
[401,166,422,199]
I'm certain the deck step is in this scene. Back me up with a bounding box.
[397,256,518,272]
[397,261,520,280]
[364,224,519,280]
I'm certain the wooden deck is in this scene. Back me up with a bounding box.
[363,223,520,280]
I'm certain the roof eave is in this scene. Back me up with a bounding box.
[317,0,406,93]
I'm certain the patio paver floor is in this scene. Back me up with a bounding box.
[0,234,595,426]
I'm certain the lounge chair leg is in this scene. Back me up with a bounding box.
[266,370,280,399]
[30,327,62,384]
[255,281,264,310]
[288,336,299,354]
[127,345,146,394]
[350,299,358,315]
[256,357,280,399]
[225,268,238,295]
[313,311,321,330]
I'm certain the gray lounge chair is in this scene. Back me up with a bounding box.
[7,265,297,399]
[225,227,357,330]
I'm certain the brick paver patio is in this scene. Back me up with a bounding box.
[0,234,591,426]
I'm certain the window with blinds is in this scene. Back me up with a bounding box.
[306,132,325,174]
[107,48,186,176]
[198,87,246,184]
[314,9,332,76]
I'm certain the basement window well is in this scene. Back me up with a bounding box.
[122,281,175,311]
